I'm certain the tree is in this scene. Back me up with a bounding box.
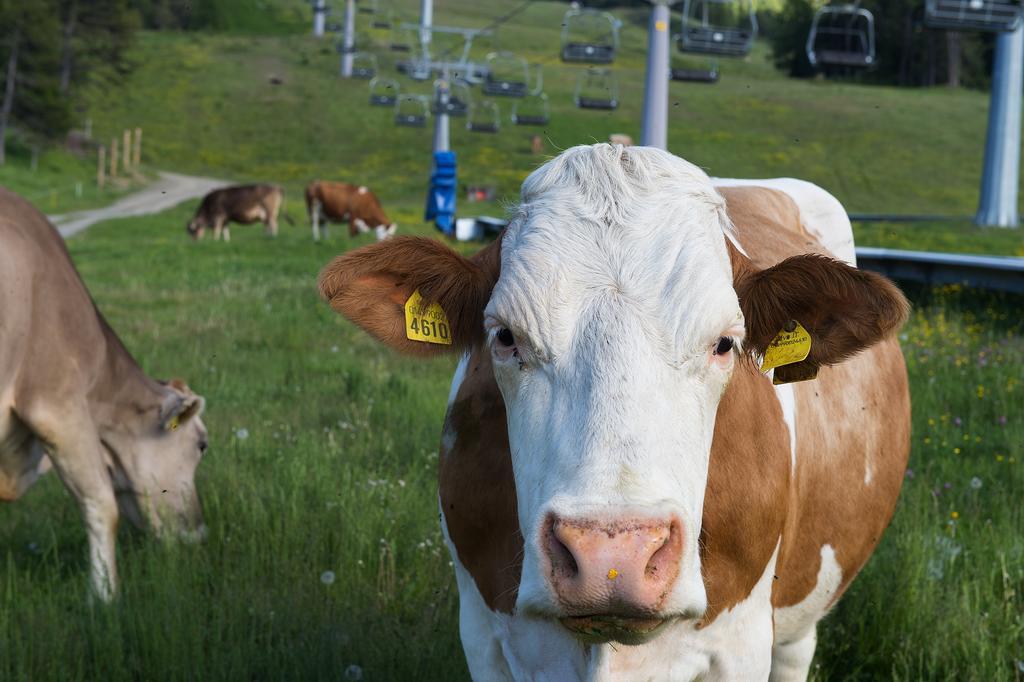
[57,0,139,96]
[0,0,71,165]
[768,0,816,77]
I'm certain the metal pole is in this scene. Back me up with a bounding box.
[976,22,1023,228]
[640,1,671,149]
[313,0,326,37]
[340,0,356,77]
[420,0,433,60]
[433,77,450,154]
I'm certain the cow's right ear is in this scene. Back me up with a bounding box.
[318,235,502,357]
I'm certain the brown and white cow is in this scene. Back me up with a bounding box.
[319,145,910,680]
[187,184,285,241]
[305,180,397,242]
[1,188,209,601]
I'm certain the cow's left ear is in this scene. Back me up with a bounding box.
[160,382,205,431]
[734,253,909,374]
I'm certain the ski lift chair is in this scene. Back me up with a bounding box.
[369,77,400,106]
[390,25,414,51]
[350,52,377,79]
[482,52,529,97]
[432,79,471,117]
[467,100,500,133]
[395,39,432,81]
[367,0,393,29]
[394,94,429,127]
[679,0,757,57]
[561,8,620,64]
[574,68,619,110]
[924,0,1022,32]
[671,61,720,83]
[806,5,876,69]
[512,65,550,125]
[512,93,550,126]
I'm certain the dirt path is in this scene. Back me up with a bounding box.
[49,171,230,238]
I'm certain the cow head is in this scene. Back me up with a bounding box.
[102,379,208,541]
[374,223,398,241]
[186,218,205,240]
[319,144,907,645]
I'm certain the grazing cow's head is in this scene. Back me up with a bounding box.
[103,379,208,541]
[319,145,907,644]
[186,218,205,240]
[374,223,398,242]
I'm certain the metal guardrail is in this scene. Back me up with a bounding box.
[463,216,1024,294]
[856,246,1024,294]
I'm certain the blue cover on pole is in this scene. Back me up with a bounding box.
[426,150,457,235]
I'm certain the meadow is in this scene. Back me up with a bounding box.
[0,1,1022,679]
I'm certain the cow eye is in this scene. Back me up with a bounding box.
[713,337,734,355]
[496,328,516,348]
[198,439,208,453]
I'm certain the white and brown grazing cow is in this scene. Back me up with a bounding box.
[319,145,910,680]
[1,188,209,601]
[187,184,285,241]
[305,180,397,242]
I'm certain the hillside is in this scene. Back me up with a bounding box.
[67,0,1023,254]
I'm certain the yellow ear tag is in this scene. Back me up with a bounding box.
[404,290,453,345]
[167,415,180,431]
[760,321,812,373]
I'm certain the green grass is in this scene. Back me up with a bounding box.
[0,146,139,215]
[2,209,1020,681]
[0,2,1022,678]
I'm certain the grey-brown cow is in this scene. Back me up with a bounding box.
[187,184,285,241]
[0,188,209,601]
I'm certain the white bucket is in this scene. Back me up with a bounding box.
[455,218,482,241]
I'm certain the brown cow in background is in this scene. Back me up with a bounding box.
[304,181,397,242]
[187,184,285,241]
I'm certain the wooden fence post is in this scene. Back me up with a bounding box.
[133,127,142,168]
[111,138,118,177]
[97,146,106,188]
[122,129,131,171]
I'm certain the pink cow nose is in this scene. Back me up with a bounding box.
[544,514,682,617]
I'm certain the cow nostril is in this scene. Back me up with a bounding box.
[546,523,579,578]
[644,522,680,580]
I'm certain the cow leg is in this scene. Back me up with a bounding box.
[213,219,224,241]
[770,626,817,682]
[222,225,231,242]
[21,407,119,601]
[311,200,321,242]
[266,205,278,237]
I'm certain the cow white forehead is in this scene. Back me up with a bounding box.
[489,144,742,361]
